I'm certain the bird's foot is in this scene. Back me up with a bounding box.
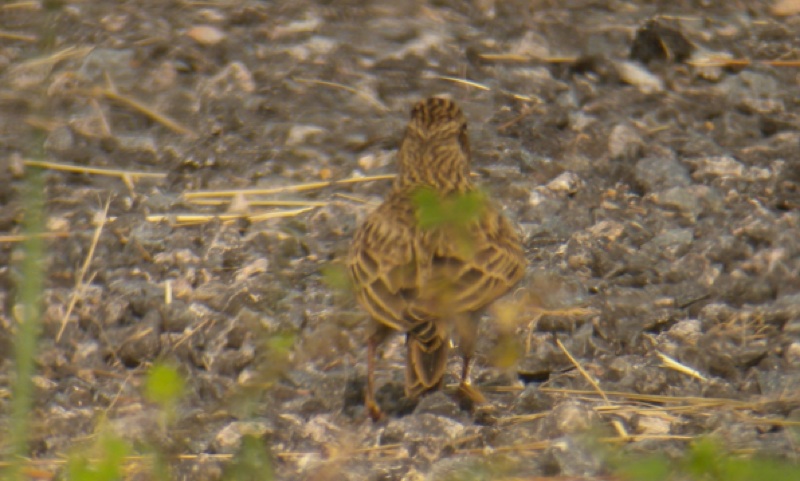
[366,398,384,422]
[457,381,487,405]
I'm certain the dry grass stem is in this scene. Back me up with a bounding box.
[16,45,93,69]
[183,174,395,200]
[687,58,800,68]
[23,159,167,180]
[0,231,70,243]
[425,74,491,91]
[498,412,549,426]
[294,77,388,112]
[601,434,696,443]
[0,1,41,10]
[556,339,609,404]
[188,199,328,207]
[102,373,133,417]
[556,339,630,439]
[497,104,544,132]
[538,388,798,412]
[82,87,197,138]
[332,193,378,205]
[146,207,316,225]
[164,280,172,305]
[0,30,37,42]
[23,115,65,132]
[656,351,707,381]
[458,440,551,455]
[56,197,111,342]
[171,317,214,351]
[477,53,580,63]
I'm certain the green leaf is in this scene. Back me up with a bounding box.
[450,190,486,226]
[222,435,274,481]
[321,263,352,291]
[67,433,130,481]
[266,331,296,355]
[145,363,185,407]
[412,187,447,229]
[684,438,723,479]
[617,457,671,481]
[412,187,487,230]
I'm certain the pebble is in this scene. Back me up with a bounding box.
[635,153,691,193]
[187,25,226,45]
[616,60,664,94]
[214,420,274,453]
[607,123,642,160]
[44,126,74,153]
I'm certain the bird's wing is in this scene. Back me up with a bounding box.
[417,206,527,315]
[348,198,420,332]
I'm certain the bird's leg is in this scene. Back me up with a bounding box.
[455,314,487,404]
[366,333,382,421]
[365,326,391,421]
[458,352,487,404]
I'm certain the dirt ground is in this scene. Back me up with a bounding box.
[1,0,799,479]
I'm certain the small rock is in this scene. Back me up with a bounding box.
[214,420,274,453]
[607,123,642,160]
[118,312,162,367]
[772,0,800,16]
[757,371,800,397]
[202,61,256,98]
[271,15,322,38]
[8,152,25,178]
[381,414,465,461]
[667,319,702,344]
[115,134,158,164]
[234,258,269,282]
[548,400,596,435]
[690,49,734,81]
[109,410,160,444]
[690,155,745,180]
[630,19,694,64]
[197,8,226,22]
[71,340,101,365]
[413,391,462,419]
[79,48,135,85]
[634,414,671,435]
[512,384,555,414]
[644,228,694,259]
[187,25,226,46]
[545,172,582,195]
[616,60,664,94]
[302,415,345,445]
[785,342,800,368]
[649,186,701,219]
[100,12,129,32]
[635,153,691,193]
[44,126,74,153]
[542,436,604,477]
[285,125,326,146]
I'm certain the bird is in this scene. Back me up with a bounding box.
[348,97,527,420]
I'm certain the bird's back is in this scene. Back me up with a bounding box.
[349,186,526,332]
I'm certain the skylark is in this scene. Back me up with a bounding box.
[348,97,527,420]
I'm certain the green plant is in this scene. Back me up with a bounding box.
[66,432,130,481]
[222,435,274,481]
[144,362,186,428]
[616,437,800,481]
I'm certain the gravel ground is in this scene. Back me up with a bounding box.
[1,1,799,479]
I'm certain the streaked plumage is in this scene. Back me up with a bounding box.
[348,97,526,420]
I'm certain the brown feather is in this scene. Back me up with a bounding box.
[348,97,527,414]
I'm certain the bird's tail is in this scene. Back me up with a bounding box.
[405,321,449,399]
